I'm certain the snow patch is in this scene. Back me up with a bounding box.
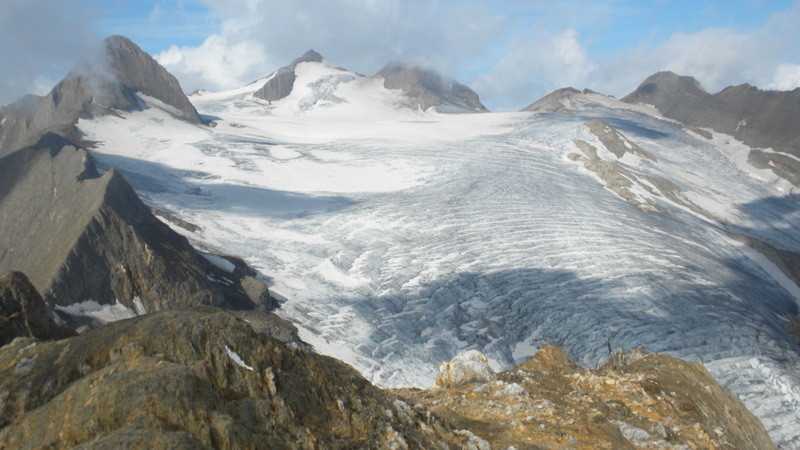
[224,344,254,371]
[55,300,138,323]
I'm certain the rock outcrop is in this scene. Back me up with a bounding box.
[0,307,483,448]
[0,134,271,313]
[622,71,800,185]
[375,61,488,113]
[0,35,202,157]
[0,271,74,347]
[569,119,714,219]
[253,50,325,102]
[398,346,775,449]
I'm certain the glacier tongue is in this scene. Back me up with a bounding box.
[79,90,800,446]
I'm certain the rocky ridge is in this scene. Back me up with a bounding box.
[0,307,486,449]
[398,346,775,449]
[0,133,271,314]
[254,50,326,102]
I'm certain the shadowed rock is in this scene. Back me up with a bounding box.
[0,271,74,347]
[375,61,488,113]
[0,134,272,313]
[0,307,480,448]
[622,71,800,185]
[253,50,325,102]
[0,35,202,157]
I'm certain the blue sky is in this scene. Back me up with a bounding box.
[2,0,800,109]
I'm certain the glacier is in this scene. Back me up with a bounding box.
[78,65,800,446]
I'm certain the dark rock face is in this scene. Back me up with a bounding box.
[0,35,201,157]
[622,71,800,185]
[0,308,475,448]
[0,271,74,347]
[253,50,325,102]
[375,61,488,113]
[0,134,270,313]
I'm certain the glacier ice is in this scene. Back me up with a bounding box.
[79,85,800,446]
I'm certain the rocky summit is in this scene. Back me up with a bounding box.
[398,346,775,449]
[0,307,487,449]
[254,50,326,103]
[375,61,488,113]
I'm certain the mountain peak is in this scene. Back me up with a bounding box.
[293,49,324,65]
[374,61,488,113]
[254,50,328,103]
[622,71,706,104]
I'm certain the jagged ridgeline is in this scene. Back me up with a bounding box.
[0,35,202,157]
[0,134,272,314]
[248,48,488,113]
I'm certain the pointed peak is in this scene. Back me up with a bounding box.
[293,49,324,65]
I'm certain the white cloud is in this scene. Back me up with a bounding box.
[0,0,99,105]
[471,2,800,110]
[767,64,800,91]
[155,0,503,94]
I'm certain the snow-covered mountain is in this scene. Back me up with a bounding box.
[74,59,800,446]
[0,35,201,157]
[201,50,488,115]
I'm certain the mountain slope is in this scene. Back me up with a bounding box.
[0,133,269,313]
[0,35,202,157]
[622,71,800,185]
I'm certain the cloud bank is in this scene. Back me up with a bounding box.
[3,1,800,111]
[0,0,100,105]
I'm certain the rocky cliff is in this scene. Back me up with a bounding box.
[0,271,74,347]
[622,71,800,185]
[0,134,270,313]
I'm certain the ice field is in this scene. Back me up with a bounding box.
[79,63,800,445]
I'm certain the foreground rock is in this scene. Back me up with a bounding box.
[375,62,488,113]
[0,35,202,156]
[0,271,74,347]
[0,308,483,448]
[0,134,271,313]
[397,346,774,449]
